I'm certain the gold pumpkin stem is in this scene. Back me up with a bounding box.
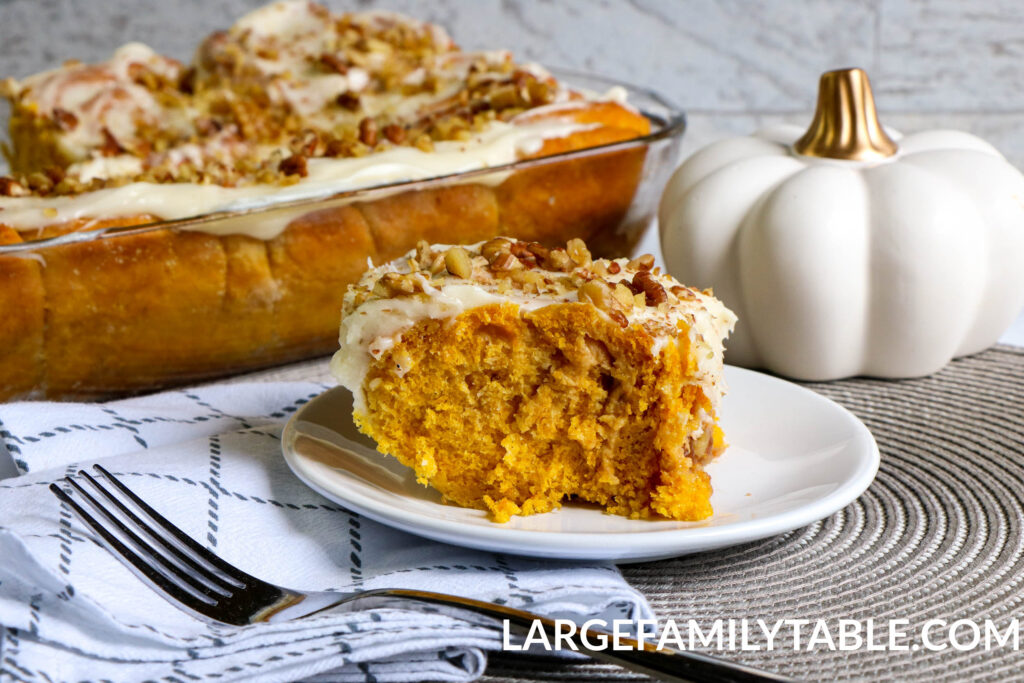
[793,68,898,161]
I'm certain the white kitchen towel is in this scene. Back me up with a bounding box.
[0,382,652,682]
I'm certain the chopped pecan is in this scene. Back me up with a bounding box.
[633,270,668,306]
[43,166,65,184]
[509,241,532,258]
[318,53,349,74]
[324,138,354,157]
[543,248,573,272]
[358,117,378,146]
[292,129,324,157]
[375,272,422,296]
[414,240,433,268]
[336,91,360,111]
[0,176,29,197]
[52,107,78,131]
[279,154,308,177]
[566,238,591,267]
[413,134,434,152]
[26,172,53,193]
[579,280,628,327]
[511,269,545,291]
[444,247,473,279]
[490,252,521,271]
[383,124,406,144]
[429,253,447,275]
[179,67,197,94]
[99,128,124,157]
[612,283,636,308]
[671,285,696,301]
[619,278,642,295]
[628,254,655,271]
[526,242,551,262]
[481,238,512,263]
[578,280,611,309]
[508,241,537,267]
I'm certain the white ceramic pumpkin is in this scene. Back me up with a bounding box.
[660,68,1024,380]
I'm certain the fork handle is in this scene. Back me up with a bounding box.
[328,589,793,683]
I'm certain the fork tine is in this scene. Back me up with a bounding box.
[76,471,239,593]
[61,475,231,600]
[92,464,266,588]
[76,470,243,591]
[49,483,219,612]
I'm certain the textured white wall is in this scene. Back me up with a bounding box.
[1,0,1023,167]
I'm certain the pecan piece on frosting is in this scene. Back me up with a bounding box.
[318,53,349,75]
[279,154,308,178]
[52,107,78,131]
[489,252,521,272]
[481,238,512,263]
[99,127,124,157]
[579,279,628,327]
[627,254,655,272]
[336,91,360,111]
[444,246,473,279]
[566,238,592,268]
[633,270,668,306]
[358,117,378,146]
[0,177,30,197]
[383,124,406,144]
[374,272,422,297]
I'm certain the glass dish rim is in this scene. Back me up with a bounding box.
[0,67,685,255]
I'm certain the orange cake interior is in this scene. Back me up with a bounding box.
[331,238,736,523]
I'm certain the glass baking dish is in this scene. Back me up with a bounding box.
[0,70,685,401]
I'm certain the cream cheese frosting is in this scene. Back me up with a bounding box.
[0,116,601,237]
[330,238,737,414]
[1,1,640,240]
[6,42,190,164]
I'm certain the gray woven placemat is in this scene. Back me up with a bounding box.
[231,345,1024,681]
[482,345,1024,682]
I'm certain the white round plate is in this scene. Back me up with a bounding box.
[281,366,879,562]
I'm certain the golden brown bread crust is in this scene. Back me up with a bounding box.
[0,102,651,400]
[268,204,378,358]
[358,184,500,264]
[0,226,46,397]
[498,101,650,253]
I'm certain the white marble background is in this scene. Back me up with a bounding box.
[2,0,1024,165]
